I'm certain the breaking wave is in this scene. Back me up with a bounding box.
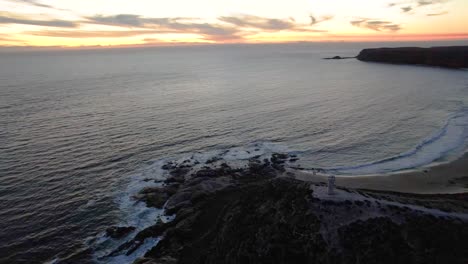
[325,108,468,175]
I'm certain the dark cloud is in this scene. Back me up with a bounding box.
[29,28,243,42]
[309,15,333,25]
[82,14,327,41]
[218,14,329,33]
[351,18,402,32]
[417,0,433,6]
[85,14,243,41]
[25,14,242,41]
[401,6,413,12]
[27,29,168,38]
[218,15,294,31]
[8,0,53,9]
[179,23,242,41]
[86,14,175,28]
[8,13,329,43]
[0,13,78,27]
[389,0,450,14]
[391,0,449,7]
[88,14,143,27]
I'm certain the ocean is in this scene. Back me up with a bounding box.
[1,41,467,263]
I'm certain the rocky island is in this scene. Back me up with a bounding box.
[96,153,468,264]
[356,46,468,68]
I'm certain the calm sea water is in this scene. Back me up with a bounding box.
[1,42,467,263]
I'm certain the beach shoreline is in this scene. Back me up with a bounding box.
[292,153,468,194]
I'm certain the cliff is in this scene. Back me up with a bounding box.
[357,46,468,68]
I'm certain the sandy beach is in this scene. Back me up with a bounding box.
[292,153,468,194]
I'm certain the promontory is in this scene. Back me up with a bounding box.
[357,46,468,68]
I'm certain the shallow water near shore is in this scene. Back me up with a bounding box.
[1,41,468,263]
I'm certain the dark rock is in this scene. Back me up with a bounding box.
[354,200,365,206]
[108,220,173,258]
[134,256,177,264]
[133,220,171,242]
[271,163,285,172]
[165,191,193,214]
[105,226,135,239]
[357,46,468,68]
[271,153,288,164]
[165,175,185,184]
[137,185,179,208]
[169,167,190,177]
[161,162,177,170]
[194,169,217,178]
[205,156,222,164]
[142,193,169,208]
[145,178,329,264]
[248,161,265,173]
[323,56,355,60]
[165,201,192,215]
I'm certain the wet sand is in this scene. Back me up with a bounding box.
[292,153,468,194]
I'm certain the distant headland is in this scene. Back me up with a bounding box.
[356,46,468,69]
[325,46,468,69]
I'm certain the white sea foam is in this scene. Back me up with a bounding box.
[327,109,468,175]
[42,258,59,264]
[91,160,168,263]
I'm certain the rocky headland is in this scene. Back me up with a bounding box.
[99,153,468,264]
[356,46,468,68]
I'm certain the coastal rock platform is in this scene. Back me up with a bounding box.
[103,154,468,264]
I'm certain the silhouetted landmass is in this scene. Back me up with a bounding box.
[357,46,468,68]
[102,154,468,264]
[323,56,356,60]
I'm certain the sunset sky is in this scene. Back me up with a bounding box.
[0,0,467,47]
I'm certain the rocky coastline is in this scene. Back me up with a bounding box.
[100,153,468,264]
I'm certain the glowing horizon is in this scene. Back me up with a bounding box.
[0,0,467,48]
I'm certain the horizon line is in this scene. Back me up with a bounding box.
[1,36,467,53]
